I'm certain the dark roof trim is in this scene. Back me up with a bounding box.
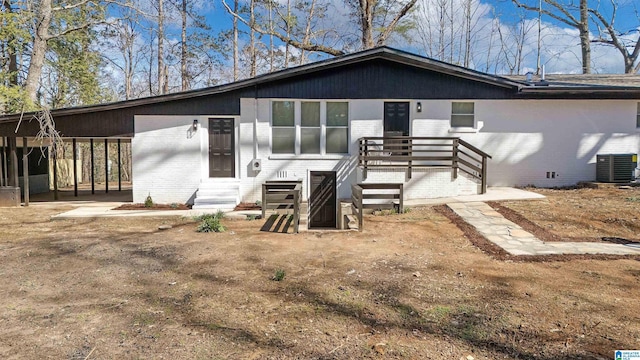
[0,47,523,122]
[520,86,640,93]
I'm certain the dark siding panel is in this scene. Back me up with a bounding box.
[0,59,516,138]
[255,60,515,99]
[0,89,248,138]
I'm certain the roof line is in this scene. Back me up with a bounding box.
[1,46,524,121]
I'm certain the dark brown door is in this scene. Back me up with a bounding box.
[209,118,235,177]
[384,102,410,136]
[383,102,410,155]
[309,171,337,228]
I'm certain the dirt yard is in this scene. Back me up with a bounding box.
[0,186,639,359]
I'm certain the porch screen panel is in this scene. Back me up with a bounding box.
[301,101,320,154]
[451,102,475,128]
[326,102,348,154]
[272,101,295,153]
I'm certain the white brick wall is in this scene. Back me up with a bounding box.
[358,167,478,199]
[131,98,640,205]
[132,115,207,204]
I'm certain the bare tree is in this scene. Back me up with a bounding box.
[590,1,640,74]
[512,0,591,73]
[222,0,417,57]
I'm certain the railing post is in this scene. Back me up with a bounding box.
[363,139,368,180]
[452,138,459,180]
[398,184,404,214]
[481,155,488,194]
[357,187,363,231]
[407,138,412,180]
[261,184,266,219]
[293,189,299,233]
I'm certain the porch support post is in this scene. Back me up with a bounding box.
[90,138,95,194]
[22,137,29,206]
[72,138,78,197]
[8,137,18,188]
[117,139,122,191]
[52,143,59,201]
[0,136,5,186]
[104,139,108,193]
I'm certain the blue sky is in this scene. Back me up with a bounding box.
[104,0,640,85]
[201,0,639,74]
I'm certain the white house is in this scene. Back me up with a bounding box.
[1,47,639,227]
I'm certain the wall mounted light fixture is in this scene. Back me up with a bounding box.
[192,119,199,131]
[416,102,422,113]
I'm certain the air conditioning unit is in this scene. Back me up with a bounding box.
[251,159,262,171]
[596,154,637,182]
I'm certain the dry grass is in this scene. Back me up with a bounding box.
[0,188,638,359]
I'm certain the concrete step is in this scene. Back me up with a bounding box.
[196,189,239,197]
[194,178,240,210]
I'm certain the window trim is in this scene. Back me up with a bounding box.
[270,99,350,156]
[450,101,476,130]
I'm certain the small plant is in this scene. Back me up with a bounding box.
[272,269,286,281]
[195,212,226,233]
[246,214,258,221]
[403,207,412,214]
[255,200,262,206]
[626,197,640,202]
[170,203,179,209]
[144,194,154,208]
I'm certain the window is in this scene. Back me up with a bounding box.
[271,100,349,155]
[272,101,295,153]
[451,102,475,128]
[637,103,640,128]
[326,102,349,154]
[301,102,320,154]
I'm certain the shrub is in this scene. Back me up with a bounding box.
[195,212,226,233]
[272,269,286,281]
[144,194,154,208]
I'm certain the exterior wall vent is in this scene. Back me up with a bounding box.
[596,154,637,182]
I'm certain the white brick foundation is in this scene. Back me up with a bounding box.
[357,167,479,199]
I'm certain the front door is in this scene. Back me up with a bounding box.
[383,102,410,154]
[209,118,235,177]
[309,171,337,228]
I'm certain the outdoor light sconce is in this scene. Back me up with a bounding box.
[192,119,199,131]
[416,102,422,113]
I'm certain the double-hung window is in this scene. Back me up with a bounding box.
[271,100,349,155]
[326,102,349,154]
[272,101,295,154]
[301,102,321,154]
[451,102,475,128]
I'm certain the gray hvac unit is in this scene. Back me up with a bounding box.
[596,154,637,182]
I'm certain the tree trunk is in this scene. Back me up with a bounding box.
[359,0,374,49]
[578,0,590,74]
[25,0,53,104]
[3,0,18,86]
[233,0,238,81]
[157,0,165,94]
[249,0,256,77]
[181,0,188,91]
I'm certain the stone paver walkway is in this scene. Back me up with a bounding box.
[448,202,640,256]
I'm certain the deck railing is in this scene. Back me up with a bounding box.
[351,183,403,231]
[358,137,492,193]
[261,180,302,233]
